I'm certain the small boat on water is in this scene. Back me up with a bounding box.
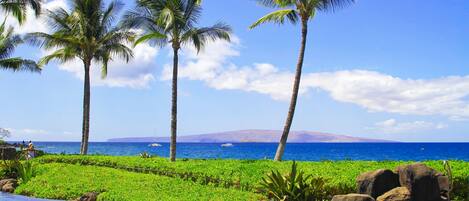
[221,143,234,147]
[148,143,162,147]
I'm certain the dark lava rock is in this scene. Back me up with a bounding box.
[0,146,16,160]
[0,179,17,193]
[357,169,400,198]
[377,187,411,201]
[332,194,376,201]
[396,163,441,201]
[76,192,99,201]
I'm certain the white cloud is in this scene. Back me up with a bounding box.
[160,37,469,119]
[4,0,159,88]
[57,42,158,89]
[304,71,469,119]
[4,0,68,34]
[8,128,48,135]
[370,119,447,134]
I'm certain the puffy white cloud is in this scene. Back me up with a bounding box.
[161,37,469,119]
[304,71,469,119]
[57,42,158,89]
[4,0,159,88]
[370,119,447,134]
[4,0,68,34]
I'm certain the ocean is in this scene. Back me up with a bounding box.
[23,142,469,161]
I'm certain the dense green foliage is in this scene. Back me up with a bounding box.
[260,161,329,201]
[34,155,469,200]
[14,163,261,201]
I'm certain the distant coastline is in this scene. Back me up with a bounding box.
[107,129,394,143]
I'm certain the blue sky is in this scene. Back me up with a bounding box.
[1,0,469,142]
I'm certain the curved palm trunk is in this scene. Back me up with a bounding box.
[170,47,179,162]
[274,19,308,161]
[80,60,91,155]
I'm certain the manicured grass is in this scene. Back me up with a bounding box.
[14,163,262,201]
[35,155,469,200]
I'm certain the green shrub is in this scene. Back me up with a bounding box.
[0,160,19,179]
[261,161,328,201]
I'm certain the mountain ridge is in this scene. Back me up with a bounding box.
[107,129,392,143]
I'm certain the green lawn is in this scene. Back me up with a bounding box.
[32,155,469,200]
[14,163,261,201]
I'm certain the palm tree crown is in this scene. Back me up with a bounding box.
[123,0,231,51]
[27,0,134,155]
[123,0,232,162]
[250,0,354,29]
[0,0,42,24]
[0,21,40,72]
[28,0,134,77]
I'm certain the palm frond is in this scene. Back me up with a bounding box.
[0,0,42,24]
[256,0,295,8]
[134,32,166,47]
[182,22,231,52]
[317,0,355,12]
[0,57,40,72]
[249,9,298,29]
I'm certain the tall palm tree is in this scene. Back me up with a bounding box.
[124,0,232,162]
[250,0,354,161]
[27,0,134,155]
[0,21,39,72]
[0,0,41,24]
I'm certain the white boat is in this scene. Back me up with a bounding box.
[221,143,234,147]
[148,143,162,147]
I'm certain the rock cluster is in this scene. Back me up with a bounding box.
[75,192,99,201]
[0,146,16,160]
[0,178,17,193]
[332,163,450,201]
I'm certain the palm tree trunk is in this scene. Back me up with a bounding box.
[274,19,308,161]
[80,60,91,155]
[170,47,179,162]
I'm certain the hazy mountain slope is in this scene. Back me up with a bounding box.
[108,130,391,143]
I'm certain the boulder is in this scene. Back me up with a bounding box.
[377,187,411,201]
[1,183,15,193]
[437,175,450,201]
[0,179,17,193]
[396,163,441,201]
[332,194,376,201]
[76,192,99,201]
[0,178,17,188]
[0,146,16,160]
[357,169,400,198]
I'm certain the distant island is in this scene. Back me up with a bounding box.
[107,129,392,143]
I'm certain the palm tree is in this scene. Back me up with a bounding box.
[123,0,232,162]
[0,21,39,72]
[27,0,134,155]
[0,0,41,24]
[250,0,354,161]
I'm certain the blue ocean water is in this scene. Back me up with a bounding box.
[23,142,469,161]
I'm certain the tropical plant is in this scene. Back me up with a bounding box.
[250,0,355,161]
[123,0,232,161]
[0,0,41,24]
[139,151,152,158]
[0,21,40,72]
[260,161,328,201]
[27,0,134,155]
[16,160,35,183]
